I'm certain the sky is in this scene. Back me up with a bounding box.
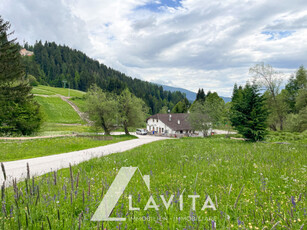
[1,0,307,96]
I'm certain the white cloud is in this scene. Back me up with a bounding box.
[1,0,307,96]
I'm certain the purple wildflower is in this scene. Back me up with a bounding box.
[291,196,296,207]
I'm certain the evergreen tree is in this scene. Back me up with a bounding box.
[0,16,42,135]
[195,88,206,103]
[230,83,268,141]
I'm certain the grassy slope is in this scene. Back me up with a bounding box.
[2,137,306,229]
[32,85,85,97]
[0,135,136,161]
[35,96,84,124]
[31,85,90,134]
[70,97,87,112]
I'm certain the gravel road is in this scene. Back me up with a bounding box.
[0,134,168,186]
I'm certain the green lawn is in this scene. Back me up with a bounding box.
[1,137,305,229]
[0,135,136,161]
[35,96,84,124]
[32,85,86,97]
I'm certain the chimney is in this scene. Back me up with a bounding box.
[178,120,180,125]
[169,114,172,121]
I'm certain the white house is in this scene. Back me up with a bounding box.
[146,113,194,136]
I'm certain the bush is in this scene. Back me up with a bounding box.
[284,107,307,132]
[28,75,39,86]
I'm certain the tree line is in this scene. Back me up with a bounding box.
[22,41,186,114]
[182,64,306,141]
[229,63,306,141]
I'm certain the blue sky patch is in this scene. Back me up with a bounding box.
[136,0,182,12]
[261,31,294,40]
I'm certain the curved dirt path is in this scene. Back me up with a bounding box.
[0,134,169,186]
[59,95,92,125]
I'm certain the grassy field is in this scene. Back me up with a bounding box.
[1,137,305,229]
[32,85,86,97]
[37,123,103,136]
[0,135,136,161]
[35,97,84,124]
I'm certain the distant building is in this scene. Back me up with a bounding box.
[146,113,194,136]
[20,48,34,56]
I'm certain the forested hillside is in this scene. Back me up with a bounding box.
[22,41,185,114]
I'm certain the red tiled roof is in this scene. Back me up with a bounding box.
[147,113,192,131]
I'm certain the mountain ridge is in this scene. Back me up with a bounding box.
[156,84,231,103]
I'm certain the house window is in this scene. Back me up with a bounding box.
[162,128,164,133]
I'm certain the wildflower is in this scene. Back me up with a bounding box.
[212,220,216,229]
[291,196,296,207]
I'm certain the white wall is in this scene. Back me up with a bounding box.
[147,118,175,134]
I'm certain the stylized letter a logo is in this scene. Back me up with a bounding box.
[91,167,150,221]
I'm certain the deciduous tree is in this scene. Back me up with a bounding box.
[86,85,118,135]
[118,89,148,135]
[250,63,285,130]
[188,101,211,137]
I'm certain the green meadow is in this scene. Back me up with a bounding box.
[0,135,136,162]
[1,137,306,229]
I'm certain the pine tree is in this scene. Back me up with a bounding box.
[230,83,268,141]
[195,88,206,103]
[0,16,42,135]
